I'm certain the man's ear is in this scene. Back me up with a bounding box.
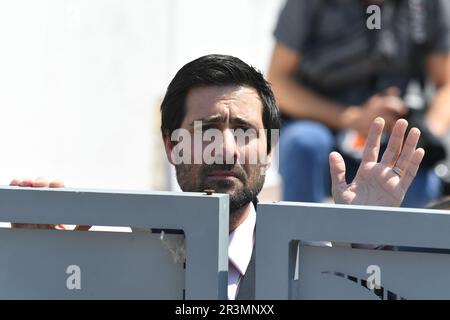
[259,147,273,176]
[163,132,176,165]
[263,150,273,171]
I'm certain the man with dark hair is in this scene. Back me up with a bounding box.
[160,54,281,230]
[12,54,425,299]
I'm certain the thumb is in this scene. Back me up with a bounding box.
[384,86,401,97]
[329,151,347,196]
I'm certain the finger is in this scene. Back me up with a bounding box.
[49,180,65,188]
[394,127,421,172]
[19,179,33,187]
[31,177,50,188]
[329,151,347,191]
[10,179,22,186]
[381,119,408,166]
[361,117,385,163]
[400,148,425,191]
[384,86,401,97]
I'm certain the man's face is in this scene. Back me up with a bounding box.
[164,85,271,216]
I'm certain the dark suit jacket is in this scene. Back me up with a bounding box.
[235,244,255,300]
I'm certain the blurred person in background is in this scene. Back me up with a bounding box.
[269,0,450,207]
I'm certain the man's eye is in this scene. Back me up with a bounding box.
[234,128,259,143]
[234,126,256,133]
[202,125,215,131]
[193,125,208,132]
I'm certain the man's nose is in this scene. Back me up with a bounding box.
[221,128,238,164]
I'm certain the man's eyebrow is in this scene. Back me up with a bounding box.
[189,115,258,129]
[188,115,225,127]
[230,117,257,129]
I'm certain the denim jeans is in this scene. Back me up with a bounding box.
[279,120,442,208]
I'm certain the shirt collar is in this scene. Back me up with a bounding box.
[228,202,256,276]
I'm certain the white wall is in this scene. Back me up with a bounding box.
[0,0,285,191]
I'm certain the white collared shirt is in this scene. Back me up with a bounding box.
[227,202,256,300]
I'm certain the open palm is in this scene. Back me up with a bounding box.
[330,118,424,207]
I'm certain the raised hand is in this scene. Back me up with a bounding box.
[330,117,424,207]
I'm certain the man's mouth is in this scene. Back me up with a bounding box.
[206,171,240,180]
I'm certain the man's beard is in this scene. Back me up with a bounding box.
[175,163,265,214]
